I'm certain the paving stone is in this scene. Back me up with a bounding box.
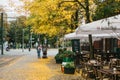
[0,49,85,80]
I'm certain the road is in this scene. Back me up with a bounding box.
[0,48,58,67]
[0,48,84,80]
[0,49,58,80]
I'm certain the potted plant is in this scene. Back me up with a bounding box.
[55,48,64,64]
[64,62,75,74]
[55,53,64,63]
[63,50,75,62]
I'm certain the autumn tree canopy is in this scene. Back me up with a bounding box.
[20,0,119,37]
[21,0,96,37]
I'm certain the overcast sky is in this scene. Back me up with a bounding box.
[0,0,24,20]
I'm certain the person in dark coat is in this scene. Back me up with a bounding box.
[37,45,42,58]
[42,45,47,58]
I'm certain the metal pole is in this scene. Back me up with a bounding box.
[89,34,94,59]
[1,13,4,55]
[103,38,105,52]
[30,32,32,48]
[28,26,31,51]
[14,24,16,49]
[22,29,24,52]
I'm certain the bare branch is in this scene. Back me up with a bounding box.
[74,0,86,9]
[58,1,76,7]
[58,0,86,10]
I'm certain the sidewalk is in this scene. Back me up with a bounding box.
[0,48,85,80]
[0,55,19,67]
[0,49,25,68]
[20,56,84,80]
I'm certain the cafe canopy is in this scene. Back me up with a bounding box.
[64,32,115,40]
[64,14,120,40]
[76,14,120,39]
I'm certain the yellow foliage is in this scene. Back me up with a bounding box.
[21,0,95,37]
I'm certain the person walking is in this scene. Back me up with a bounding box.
[42,45,47,58]
[37,45,42,58]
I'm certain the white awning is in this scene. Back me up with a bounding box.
[75,14,120,39]
[64,32,114,40]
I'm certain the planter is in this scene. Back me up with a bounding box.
[55,59,62,64]
[61,65,64,73]
[63,57,73,62]
[64,67,75,74]
[61,62,67,72]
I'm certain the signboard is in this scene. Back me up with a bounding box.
[71,39,80,53]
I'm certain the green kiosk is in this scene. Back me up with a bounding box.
[71,39,80,53]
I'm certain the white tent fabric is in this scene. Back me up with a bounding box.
[64,14,120,40]
[76,15,120,32]
[64,32,114,40]
[76,15,120,33]
[64,32,87,40]
[75,14,120,39]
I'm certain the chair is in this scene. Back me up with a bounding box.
[109,58,117,68]
[103,65,110,69]
[85,63,97,80]
[97,55,102,62]
[103,78,109,80]
[116,59,120,66]
[97,70,110,80]
[86,70,95,80]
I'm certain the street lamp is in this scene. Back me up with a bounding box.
[0,11,17,55]
[28,25,31,51]
[22,28,24,52]
[0,13,4,55]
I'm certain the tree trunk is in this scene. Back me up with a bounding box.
[85,0,90,23]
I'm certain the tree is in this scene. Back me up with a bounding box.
[21,0,74,37]
[7,16,28,48]
[93,0,120,20]
[21,0,95,37]
[59,0,96,23]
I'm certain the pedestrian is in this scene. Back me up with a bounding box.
[37,45,42,58]
[42,45,47,58]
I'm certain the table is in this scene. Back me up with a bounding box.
[85,62,102,79]
[98,69,120,80]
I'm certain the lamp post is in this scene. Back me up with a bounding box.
[0,12,17,55]
[1,13,4,55]
[28,25,31,51]
[13,24,17,49]
[30,32,32,49]
[22,28,24,52]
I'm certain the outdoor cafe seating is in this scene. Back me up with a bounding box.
[80,49,120,80]
[64,14,120,80]
[81,58,120,80]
